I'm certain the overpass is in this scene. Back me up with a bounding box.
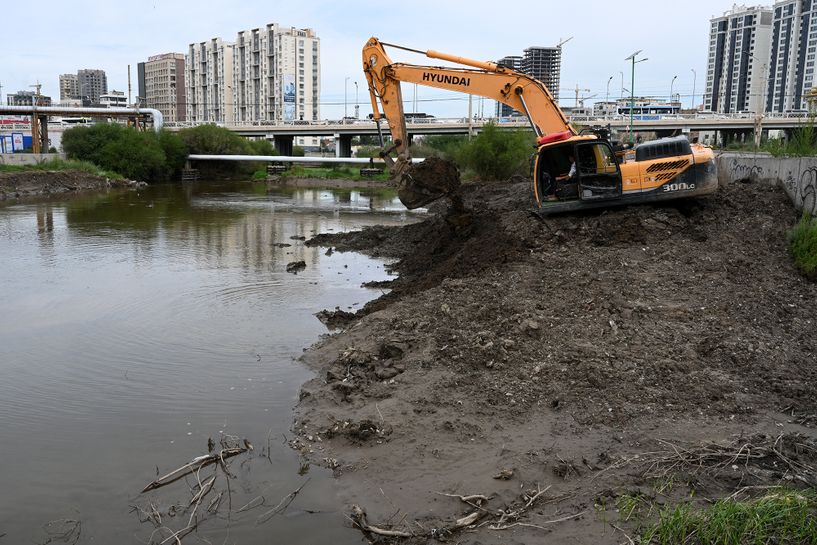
[164,113,815,156]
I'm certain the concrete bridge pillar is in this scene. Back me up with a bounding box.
[274,135,293,156]
[336,134,353,158]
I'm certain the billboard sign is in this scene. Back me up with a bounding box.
[12,133,24,151]
[283,74,296,121]
[1,135,12,153]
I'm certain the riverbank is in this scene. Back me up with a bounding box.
[0,170,144,201]
[294,178,817,543]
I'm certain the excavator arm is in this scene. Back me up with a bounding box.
[362,37,576,208]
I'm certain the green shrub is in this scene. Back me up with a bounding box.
[789,213,817,279]
[61,124,185,183]
[454,123,535,180]
[177,125,264,178]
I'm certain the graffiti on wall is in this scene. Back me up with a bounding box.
[729,158,764,181]
[797,166,817,215]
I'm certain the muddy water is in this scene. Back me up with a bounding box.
[0,181,416,544]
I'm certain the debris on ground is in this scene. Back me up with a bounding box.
[296,177,817,543]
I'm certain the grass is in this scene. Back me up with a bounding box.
[789,213,817,280]
[639,489,817,545]
[0,158,123,180]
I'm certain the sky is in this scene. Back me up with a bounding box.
[2,0,740,119]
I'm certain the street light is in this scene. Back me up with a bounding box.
[619,71,625,99]
[691,68,697,112]
[670,75,677,102]
[624,50,648,144]
[606,75,613,116]
[354,81,359,119]
[344,76,350,119]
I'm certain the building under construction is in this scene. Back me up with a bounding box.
[495,45,562,117]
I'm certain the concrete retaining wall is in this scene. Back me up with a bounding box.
[718,152,817,215]
[0,153,66,166]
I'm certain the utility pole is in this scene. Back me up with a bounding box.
[30,82,43,154]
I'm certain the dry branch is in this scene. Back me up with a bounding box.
[256,479,310,524]
[350,505,414,538]
[141,447,248,493]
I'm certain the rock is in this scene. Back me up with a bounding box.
[286,260,306,274]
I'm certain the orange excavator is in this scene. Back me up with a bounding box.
[362,37,717,213]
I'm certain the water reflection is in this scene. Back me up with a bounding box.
[0,180,417,544]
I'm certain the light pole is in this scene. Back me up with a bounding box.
[354,81,359,119]
[619,71,625,99]
[691,68,697,112]
[606,75,613,117]
[625,50,648,144]
[344,76,349,119]
[670,75,678,117]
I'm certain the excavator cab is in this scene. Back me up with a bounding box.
[534,138,623,207]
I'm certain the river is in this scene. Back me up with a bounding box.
[0,181,417,544]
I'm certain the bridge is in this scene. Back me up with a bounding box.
[164,113,814,156]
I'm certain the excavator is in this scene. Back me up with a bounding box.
[362,37,717,213]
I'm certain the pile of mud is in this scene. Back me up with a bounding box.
[296,178,817,543]
[0,170,141,201]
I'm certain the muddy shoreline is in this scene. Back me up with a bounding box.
[0,170,143,202]
[294,178,817,543]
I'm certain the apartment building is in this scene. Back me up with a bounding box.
[59,74,79,101]
[704,4,773,114]
[185,38,235,124]
[138,53,186,123]
[233,25,320,124]
[77,69,108,104]
[185,24,320,147]
[766,0,817,112]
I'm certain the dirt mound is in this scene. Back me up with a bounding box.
[296,177,817,543]
[0,170,140,201]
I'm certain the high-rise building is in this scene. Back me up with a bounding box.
[704,4,773,113]
[59,74,79,101]
[138,53,186,123]
[495,56,522,117]
[767,0,817,112]
[185,38,235,124]
[522,46,562,102]
[77,69,108,104]
[233,25,320,124]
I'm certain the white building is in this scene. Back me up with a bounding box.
[99,90,127,108]
[185,38,235,124]
[767,0,817,112]
[233,25,320,125]
[704,4,773,113]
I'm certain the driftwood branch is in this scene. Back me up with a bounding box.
[350,505,414,538]
[141,447,248,493]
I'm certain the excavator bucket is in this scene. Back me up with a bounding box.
[396,157,461,209]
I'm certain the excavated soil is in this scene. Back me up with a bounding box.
[0,170,141,201]
[295,177,817,544]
